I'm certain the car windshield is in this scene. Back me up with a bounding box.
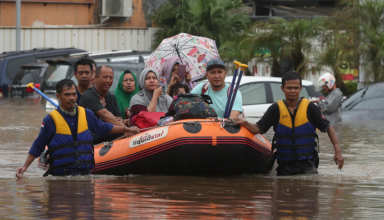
[43,64,70,83]
[351,97,384,110]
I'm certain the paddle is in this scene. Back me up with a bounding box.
[27,83,58,108]
[224,61,241,118]
[225,63,248,118]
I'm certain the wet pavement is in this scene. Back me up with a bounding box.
[1,97,384,218]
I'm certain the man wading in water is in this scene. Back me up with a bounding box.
[234,71,344,176]
[16,79,139,177]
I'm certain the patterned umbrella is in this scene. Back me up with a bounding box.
[145,33,220,86]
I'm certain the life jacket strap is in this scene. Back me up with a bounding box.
[274,133,318,140]
[49,150,93,161]
[275,150,316,159]
[47,141,94,155]
[275,142,317,149]
[50,160,94,170]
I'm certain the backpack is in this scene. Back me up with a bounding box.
[172,93,217,120]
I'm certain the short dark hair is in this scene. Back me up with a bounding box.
[168,82,190,97]
[56,79,76,94]
[282,70,302,87]
[95,65,114,77]
[88,59,97,69]
[74,58,93,73]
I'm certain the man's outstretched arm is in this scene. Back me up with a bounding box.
[327,125,344,170]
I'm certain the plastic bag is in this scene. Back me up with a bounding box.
[134,111,165,129]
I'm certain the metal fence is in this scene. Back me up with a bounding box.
[0,27,158,53]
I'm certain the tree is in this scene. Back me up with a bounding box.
[221,17,326,77]
[331,0,384,83]
[152,0,250,50]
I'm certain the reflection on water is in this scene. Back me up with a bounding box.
[1,97,384,218]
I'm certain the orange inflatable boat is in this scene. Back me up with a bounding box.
[92,119,273,175]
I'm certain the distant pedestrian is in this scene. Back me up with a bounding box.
[313,73,343,125]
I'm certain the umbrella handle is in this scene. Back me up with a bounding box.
[27,83,58,108]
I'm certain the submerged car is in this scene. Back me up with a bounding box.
[342,82,384,120]
[9,62,48,98]
[0,47,85,97]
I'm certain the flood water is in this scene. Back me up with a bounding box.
[1,97,384,219]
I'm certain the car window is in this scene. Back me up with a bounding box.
[44,65,70,83]
[270,83,285,102]
[20,69,42,84]
[239,83,267,105]
[70,74,78,85]
[352,97,384,110]
[6,56,36,80]
[270,82,309,102]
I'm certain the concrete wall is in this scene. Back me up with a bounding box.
[0,0,148,27]
[0,27,158,53]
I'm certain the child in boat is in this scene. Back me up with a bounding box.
[159,82,217,125]
[157,83,191,126]
[168,82,190,98]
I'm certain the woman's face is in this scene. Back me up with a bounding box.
[122,73,136,93]
[144,72,159,91]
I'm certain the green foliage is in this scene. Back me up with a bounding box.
[331,0,384,83]
[221,17,326,77]
[152,0,250,50]
[342,81,357,96]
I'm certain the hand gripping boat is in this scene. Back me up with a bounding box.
[92,119,274,175]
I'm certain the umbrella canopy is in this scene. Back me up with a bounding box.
[145,33,220,86]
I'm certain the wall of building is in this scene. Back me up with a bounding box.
[0,2,92,26]
[0,0,148,27]
[0,27,158,53]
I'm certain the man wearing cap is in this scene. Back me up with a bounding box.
[191,59,243,118]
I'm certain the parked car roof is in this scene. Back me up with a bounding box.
[40,51,152,95]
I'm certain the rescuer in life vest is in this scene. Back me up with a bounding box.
[16,79,140,178]
[233,71,344,176]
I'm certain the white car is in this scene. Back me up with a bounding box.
[200,76,322,118]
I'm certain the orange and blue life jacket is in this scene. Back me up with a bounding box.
[44,106,94,176]
[273,98,318,161]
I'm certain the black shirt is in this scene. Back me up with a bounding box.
[256,99,330,134]
[79,87,121,121]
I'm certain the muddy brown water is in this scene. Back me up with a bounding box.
[1,97,384,219]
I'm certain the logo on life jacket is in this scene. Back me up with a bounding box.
[129,127,169,148]
[282,114,289,119]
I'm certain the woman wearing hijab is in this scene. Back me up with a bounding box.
[129,68,173,120]
[114,70,140,126]
[161,55,192,95]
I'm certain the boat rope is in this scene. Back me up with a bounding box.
[102,118,238,146]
